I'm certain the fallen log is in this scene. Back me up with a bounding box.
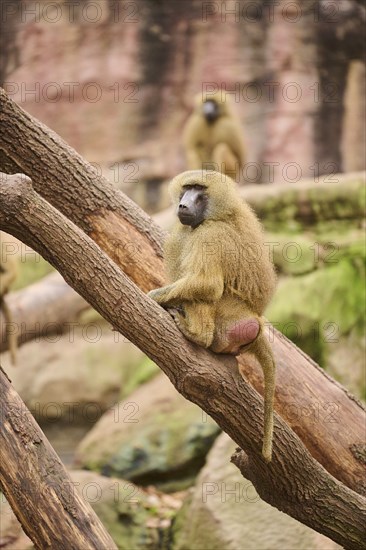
[0,271,88,353]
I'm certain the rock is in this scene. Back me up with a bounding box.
[267,242,365,397]
[2,323,156,422]
[268,232,317,276]
[241,172,365,230]
[120,354,160,399]
[70,471,162,550]
[172,433,340,550]
[75,374,220,491]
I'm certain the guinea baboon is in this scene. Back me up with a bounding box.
[183,92,245,182]
[148,170,277,461]
[0,254,18,364]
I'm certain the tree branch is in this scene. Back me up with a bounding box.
[0,173,365,549]
[0,272,88,352]
[0,366,117,549]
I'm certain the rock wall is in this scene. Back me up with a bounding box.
[1,0,365,199]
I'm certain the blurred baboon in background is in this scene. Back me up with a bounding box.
[183,91,245,182]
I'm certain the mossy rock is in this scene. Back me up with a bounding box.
[71,471,164,550]
[244,172,365,231]
[268,251,365,340]
[267,245,365,396]
[267,233,317,275]
[75,374,221,491]
[120,355,160,399]
[267,226,365,277]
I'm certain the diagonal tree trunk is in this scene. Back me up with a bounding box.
[0,172,365,550]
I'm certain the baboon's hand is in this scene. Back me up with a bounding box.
[147,286,173,304]
[147,288,162,302]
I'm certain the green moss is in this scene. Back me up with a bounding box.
[79,308,104,324]
[89,478,161,549]
[267,233,317,275]
[314,220,364,240]
[270,256,365,332]
[268,248,365,368]
[254,175,365,231]
[80,396,220,492]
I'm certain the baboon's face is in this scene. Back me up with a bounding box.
[177,184,208,228]
[202,100,219,124]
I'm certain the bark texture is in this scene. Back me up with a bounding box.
[0,172,365,550]
[0,366,117,550]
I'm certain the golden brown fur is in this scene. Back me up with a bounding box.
[149,170,277,461]
[183,92,245,182]
[0,254,18,365]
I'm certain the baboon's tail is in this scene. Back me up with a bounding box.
[250,330,276,462]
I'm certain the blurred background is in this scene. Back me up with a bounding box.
[0,1,365,548]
